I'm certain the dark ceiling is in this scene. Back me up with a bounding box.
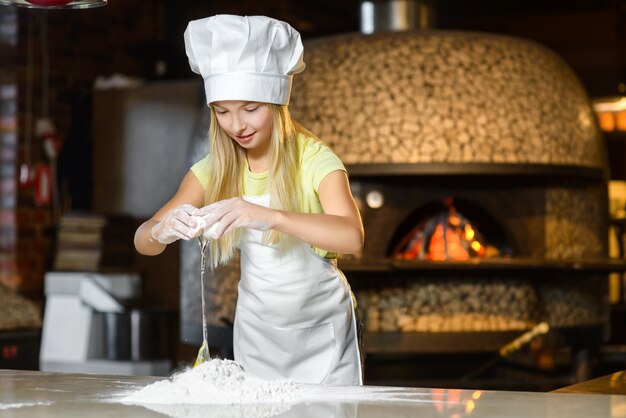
[437,0,626,97]
[161,0,626,97]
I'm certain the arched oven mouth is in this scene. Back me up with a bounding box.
[389,196,514,261]
[341,168,626,275]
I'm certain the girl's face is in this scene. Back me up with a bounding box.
[212,101,272,152]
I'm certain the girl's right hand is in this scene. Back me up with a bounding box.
[150,204,203,244]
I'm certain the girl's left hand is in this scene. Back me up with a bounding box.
[193,197,274,239]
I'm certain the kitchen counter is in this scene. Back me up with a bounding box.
[1,369,626,418]
[555,370,626,395]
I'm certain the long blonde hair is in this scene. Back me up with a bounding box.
[205,103,302,268]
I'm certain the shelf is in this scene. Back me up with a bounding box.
[346,163,606,181]
[603,131,626,143]
[0,328,41,341]
[363,325,605,354]
[339,257,626,274]
[363,330,522,354]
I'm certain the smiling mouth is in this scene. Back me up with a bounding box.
[235,133,254,141]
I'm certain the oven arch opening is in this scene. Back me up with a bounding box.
[387,197,516,260]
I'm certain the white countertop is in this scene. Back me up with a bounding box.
[1,369,626,418]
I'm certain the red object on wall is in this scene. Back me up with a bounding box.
[34,164,52,206]
[1,344,18,360]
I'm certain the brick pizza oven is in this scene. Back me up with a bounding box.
[286,28,614,387]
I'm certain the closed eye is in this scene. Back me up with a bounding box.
[244,107,259,112]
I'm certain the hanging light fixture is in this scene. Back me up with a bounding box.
[0,0,106,9]
[592,96,626,132]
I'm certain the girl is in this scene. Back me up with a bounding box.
[134,14,364,385]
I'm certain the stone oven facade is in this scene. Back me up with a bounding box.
[289,31,604,168]
[288,30,610,356]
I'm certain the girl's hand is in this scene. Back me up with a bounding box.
[150,204,204,244]
[194,197,273,239]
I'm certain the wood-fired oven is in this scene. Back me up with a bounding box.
[286,28,622,388]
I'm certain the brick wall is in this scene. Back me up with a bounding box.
[0,8,19,291]
[2,1,167,298]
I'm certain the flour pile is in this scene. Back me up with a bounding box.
[121,359,301,406]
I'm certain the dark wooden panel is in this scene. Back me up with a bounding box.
[92,80,200,218]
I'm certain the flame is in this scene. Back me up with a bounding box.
[449,213,462,226]
[392,198,501,261]
[428,224,469,260]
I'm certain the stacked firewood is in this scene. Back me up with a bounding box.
[357,279,539,333]
[357,277,607,333]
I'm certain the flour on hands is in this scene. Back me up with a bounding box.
[151,204,204,244]
[193,198,272,239]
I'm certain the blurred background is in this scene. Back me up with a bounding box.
[3,0,626,391]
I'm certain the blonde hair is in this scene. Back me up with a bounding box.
[205,103,303,268]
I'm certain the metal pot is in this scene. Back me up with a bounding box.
[103,307,173,361]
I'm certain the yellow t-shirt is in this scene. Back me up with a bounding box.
[190,133,346,258]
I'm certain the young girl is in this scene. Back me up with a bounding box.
[134,14,364,385]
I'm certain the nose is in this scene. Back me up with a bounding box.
[231,113,246,134]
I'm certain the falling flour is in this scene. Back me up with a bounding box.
[0,401,54,410]
[120,359,301,406]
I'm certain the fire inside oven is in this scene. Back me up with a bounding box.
[390,197,514,261]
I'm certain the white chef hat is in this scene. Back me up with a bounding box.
[184,15,306,106]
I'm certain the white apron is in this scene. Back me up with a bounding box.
[233,194,362,385]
